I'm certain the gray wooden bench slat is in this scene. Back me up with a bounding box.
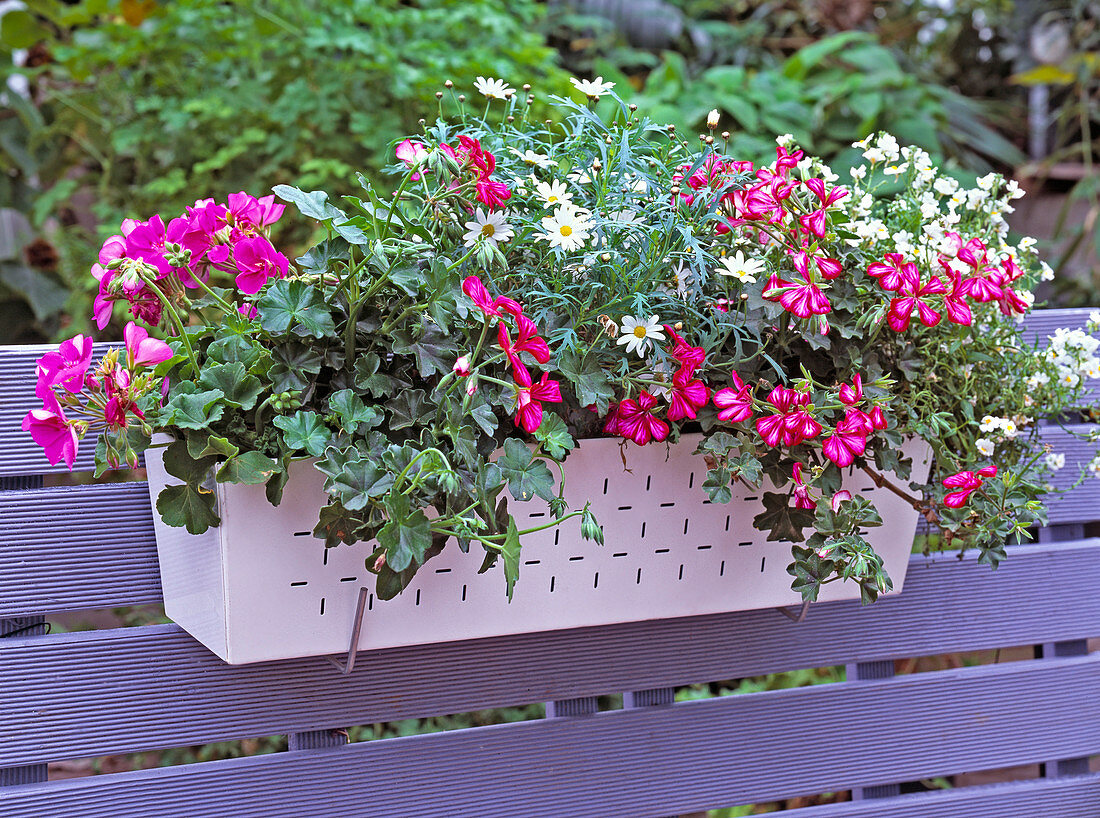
[1,653,1098,817]
[2,540,1097,765]
[777,772,1100,818]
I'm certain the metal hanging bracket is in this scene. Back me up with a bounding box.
[325,586,369,675]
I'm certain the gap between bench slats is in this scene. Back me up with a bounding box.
[0,307,1094,476]
[1,654,1099,817]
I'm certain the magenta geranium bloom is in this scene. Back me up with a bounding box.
[37,335,94,394]
[124,322,174,368]
[233,236,289,295]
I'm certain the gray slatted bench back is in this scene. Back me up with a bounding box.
[2,308,1100,817]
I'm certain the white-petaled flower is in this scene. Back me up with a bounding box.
[849,165,868,181]
[474,76,514,99]
[1001,420,1018,439]
[716,251,765,284]
[538,204,591,252]
[462,209,514,248]
[979,415,999,432]
[933,177,958,196]
[566,167,593,185]
[1046,452,1066,471]
[976,438,996,457]
[877,133,900,161]
[616,314,666,358]
[977,172,998,191]
[777,133,795,147]
[1041,261,1055,282]
[707,109,720,129]
[570,76,615,99]
[883,163,909,177]
[535,179,572,208]
[509,148,554,169]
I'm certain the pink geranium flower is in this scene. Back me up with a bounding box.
[395,139,428,180]
[37,335,94,394]
[867,253,920,293]
[124,322,174,368]
[475,178,512,211]
[233,236,289,295]
[755,386,820,448]
[662,325,706,374]
[887,273,947,331]
[461,275,522,319]
[227,192,285,240]
[822,410,871,468]
[791,462,815,510]
[21,403,78,468]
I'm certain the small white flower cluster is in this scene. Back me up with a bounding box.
[1045,452,1066,471]
[843,133,1033,278]
[978,414,1020,441]
[1042,327,1100,388]
[1088,452,1100,478]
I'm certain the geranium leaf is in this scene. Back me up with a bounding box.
[502,517,521,599]
[391,321,451,378]
[533,413,575,459]
[328,389,383,434]
[273,411,331,456]
[215,451,281,484]
[166,389,225,431]
[378,503,432,573]
[156,483,220,534]
[198,362,264,410]
[497,438,556,502]
[256,279,336,339]
[754,491,815,542]
[387,389,431,430]
[558,349,615,413]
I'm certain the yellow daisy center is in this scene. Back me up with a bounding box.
[559,225,573,237]
[633,326,647,339]
[547,195,559,203]
[481,223,496,237]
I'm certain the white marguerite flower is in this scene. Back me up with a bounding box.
[570,75,615,99]
[616,315,666,358]
[716,251,765,284]
[1046,452,1066,471]
[535,179,572,208]
[474,76,514,100]
[976,438,996,457]
[538,204,591,252]
[462,209,514,248]
[509,148,554,169]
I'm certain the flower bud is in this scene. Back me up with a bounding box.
[706,109,719,129]
[580,506,603,545]
[465,378,478,397]
[453,355,471,377]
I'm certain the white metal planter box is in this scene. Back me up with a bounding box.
[145,436,932,664]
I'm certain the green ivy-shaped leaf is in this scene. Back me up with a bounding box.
[387,389,431,430]
[328,456,394,511]
[558,349,615,413]
[273,411,331,457]
[391,321,451,378]
[497,438,556,502]
[270,344,323,392]
[378,497,433,573]
[186,434,239,460]
[533,413,575,460]
[257,279,337,339]
[754,492,815,542]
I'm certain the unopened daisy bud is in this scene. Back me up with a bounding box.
[705,135,714,145]
[600,253,611,262]
[435,91,443,99]
[457,94,466,102]
[453,355,471,377]
[507,115,514,123]
[591,158,602,171]
[721,131,730,140]
[706,108,719,129]
[522,83,531,91]
[628,103,637,112]
[444,80,453,88]
[674,322,683,330]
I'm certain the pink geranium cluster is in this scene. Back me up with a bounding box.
[23,323,173,468]
[399,135,512,212]
[602,326,709,445]
[461,276,560,433]
[92,192,288,329]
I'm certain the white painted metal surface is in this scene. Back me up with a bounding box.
[146,436,932,664]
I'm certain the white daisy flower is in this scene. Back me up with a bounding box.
[570,76,615,99]
[567,167,593,185]
[538,204,591,252]
[535,180,572,208]
[509,148,554,169]
[1046,452,1066,471]
[462,209,514,248]
[976,438,996,457]
[616,315,666,358]
[474,76,514,100]
[716,251,765,284]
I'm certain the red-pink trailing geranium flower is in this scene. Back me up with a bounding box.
[663,324,707,373]
[942,465,997,508]
[512,367,562,434]
[666,366,710,422]
[462,275,522,319]
[226,192,285,241]
[821,409,872,468]
[498,313,551,380]
[791,462,816,510]
[887,273,947,331]
[395,139,428,180]
[616,391,669,446]
[838,373,863,406]
[798,178,849,238]
[713,372,753,423]
[867,253,919,293]
[755,386,821,448]
[942,270,973,327]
